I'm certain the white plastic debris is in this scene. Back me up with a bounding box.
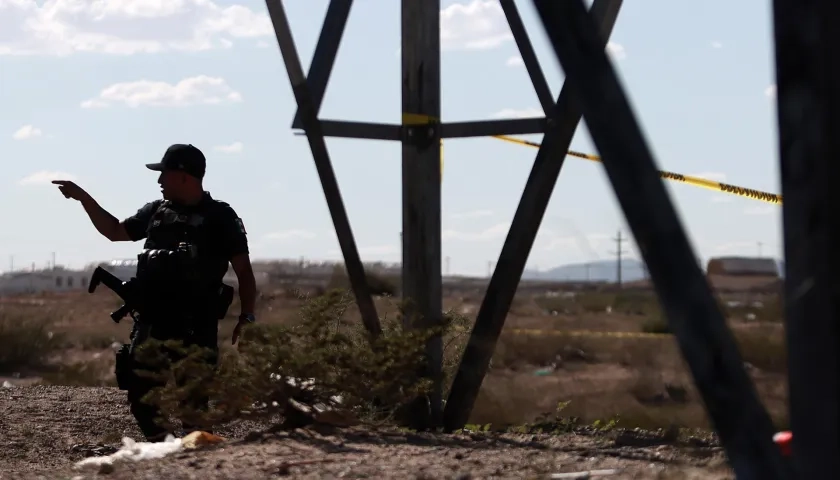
[74,435,183,472]
[2,381,13,388]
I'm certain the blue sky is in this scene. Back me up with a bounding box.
[1,0,781,277]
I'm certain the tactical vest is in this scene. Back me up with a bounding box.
[141,195,229,289]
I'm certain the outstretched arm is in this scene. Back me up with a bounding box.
[53,180,132,241]
[80,195,133,241]
[53,180,157,242]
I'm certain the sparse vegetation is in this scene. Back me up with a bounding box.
[0,308,64,373]
[0,275,789,436]
[134,289,471,432]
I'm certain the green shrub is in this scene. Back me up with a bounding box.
[0,309,64,373]
[137,289,469,431]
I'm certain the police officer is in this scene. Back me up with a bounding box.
[52,143,258,441]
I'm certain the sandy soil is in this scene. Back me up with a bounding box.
[0,385,735,480]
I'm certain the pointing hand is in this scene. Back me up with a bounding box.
[51,180,89,202]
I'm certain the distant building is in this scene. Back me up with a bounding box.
[706,256,780,277]
[93,259,138,281]
[0,266,95,296]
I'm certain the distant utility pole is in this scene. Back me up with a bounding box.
[610,230,628,286]
[757,241,764,257]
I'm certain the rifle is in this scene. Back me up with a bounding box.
[87,266,141,323]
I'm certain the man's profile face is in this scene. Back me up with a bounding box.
[157,170,184,200]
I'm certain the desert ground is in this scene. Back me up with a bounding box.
[0,271,786,479]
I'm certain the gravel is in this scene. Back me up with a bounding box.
[0,385,735,479]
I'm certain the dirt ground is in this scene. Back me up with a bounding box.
[0,275,786,478]
[0,385,734,479]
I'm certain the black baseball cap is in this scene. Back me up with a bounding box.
[146,144,206,179]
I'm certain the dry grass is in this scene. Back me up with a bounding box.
[0,278,789,435]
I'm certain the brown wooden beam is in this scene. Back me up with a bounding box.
[442,0,622,433]
[290,0,354,130]
[265,0,382,339]
[532,0,791,477]
[400,0,443,431]
[773,0,840,476]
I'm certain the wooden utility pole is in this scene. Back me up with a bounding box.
[610,230,626,286]
[531,0,790,477]
[266,0,559,431]
[773,0,840,476]
[400,0,443,430]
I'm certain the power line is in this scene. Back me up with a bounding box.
[609,230,628,286]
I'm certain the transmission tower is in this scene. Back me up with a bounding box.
[609,230,628,286]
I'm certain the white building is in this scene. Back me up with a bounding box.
[0,267,95,296]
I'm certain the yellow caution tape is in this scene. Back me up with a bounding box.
[507,328,668,339]
[399,113,778,205]
[452,326,670,339]
[492,135,782,205]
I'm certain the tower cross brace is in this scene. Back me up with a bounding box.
[264,2,840,477]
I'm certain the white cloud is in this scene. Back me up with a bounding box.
[214,141,243,154]
[262,229,317,241]
[0,0,272,56]
[12,124,42,140]
[765,84,777,99]
[449,209,494,220]
[606,41,626,60]
[443,222,509,241]
[19,170,76,186]
[81,75,242,108]
[492,107,543,118]
[505,55,523,67]
[440,0,511,50]
[711,41,723,49]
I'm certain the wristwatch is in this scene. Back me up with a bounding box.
[239,313,256,324]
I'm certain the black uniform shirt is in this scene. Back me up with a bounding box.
[122,192,248,287]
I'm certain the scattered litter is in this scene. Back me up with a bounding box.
[74,435,183,473]
[2,381,13,388]
[72,430,223,471]
[550,469,620,479]
[182,430,225,449]
[773,431,792,456]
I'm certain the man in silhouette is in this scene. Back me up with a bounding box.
[53,143,258,441]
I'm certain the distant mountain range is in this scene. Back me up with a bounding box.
[522,259,647,283]
[522,258,786,283]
